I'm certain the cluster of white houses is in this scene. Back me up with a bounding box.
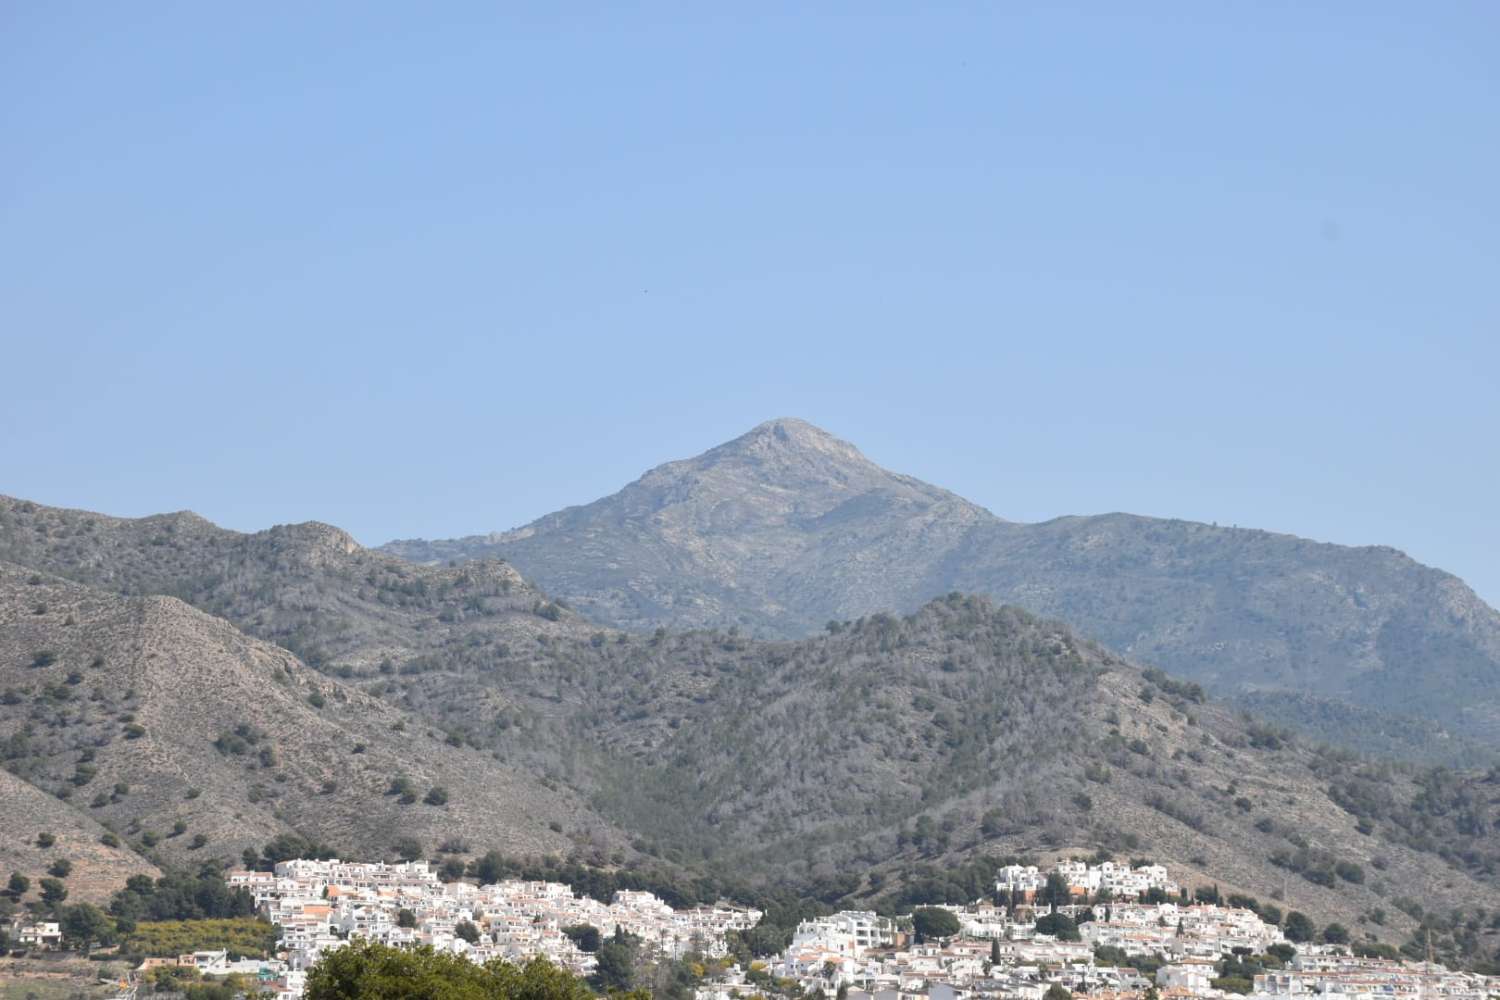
[221,859,760,998]
[994,862,1180,901]
[740,897,1495,1000]
[62,856,1488,1000]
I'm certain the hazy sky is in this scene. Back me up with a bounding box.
[3,4,1497,605]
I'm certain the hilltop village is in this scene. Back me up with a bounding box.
[39,858,1483,1000]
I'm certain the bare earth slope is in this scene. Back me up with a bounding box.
[380,419,1500,754]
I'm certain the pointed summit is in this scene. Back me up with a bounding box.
[377,420,997,635]
[728,417,853,450]
[706,418,874,472]
[652,417,893,497]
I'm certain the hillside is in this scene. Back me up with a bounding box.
[367,592,1500,936]
[0,561,620,880]
[0,495,583,674]
[2,495,1497,943]
[380,418,1500,755]
[0,768,161,905]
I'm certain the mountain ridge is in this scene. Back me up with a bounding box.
[3,493,1499,943]
[377,419,1500,757]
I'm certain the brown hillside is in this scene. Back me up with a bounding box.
[0,562,626,889]
[0,768,161,905]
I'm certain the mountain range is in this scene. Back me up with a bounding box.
[3,429,1499,950]
[381,418,1500,760]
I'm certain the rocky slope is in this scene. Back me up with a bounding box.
[0,495,581,674]
[0,561,619,881]
[381,419,1500,755]
[368,591,1500,936]
[0,768,161,905]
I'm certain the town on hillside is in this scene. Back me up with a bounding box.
[10,857,1493,1000]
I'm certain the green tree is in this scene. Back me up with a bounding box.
[7,872,29,898]
[424,786,450,806]
[60,902,115,953]
[456,920,481,944]
[397,909,417,929]
[1322,923,1350,945]
[1040,872,1071,908]
[562,924,601,953]
[1035,913,1081,941]
[304,940,604,1000]
[1283,911,1315,943]
[387,776,418,804]
[1044,985,1072,1000]
[474,851,507,885]
[912,907,961,941]
[40,877,68,906]
[593,928,640,992]
[48,858,73,878]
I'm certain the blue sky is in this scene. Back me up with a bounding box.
[3,3,1497,605]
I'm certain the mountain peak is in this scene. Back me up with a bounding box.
[742,416,837,440]
[702,417,874,473]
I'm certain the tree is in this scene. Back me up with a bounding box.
[40,877,68,906]
[60,903,114,953]
[912,907,961,941]
[1040,872,1071,908]
[456,920,481,944]
[387,776,418,804]
[36,832,56,848]
[474,851,507,885]
[7,872,29,898]
[1283,911,1315,943]
[563,924,601,953]
[991,938,1001,965]
[424,787,449,806]
[396,909,417,929]
[303,940,603,1000]
[593,928,640,992]
[1044,985,1072,1000]
[48,858,73,878]
[1322,923,1350,945]
[1035,913,1081,941]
